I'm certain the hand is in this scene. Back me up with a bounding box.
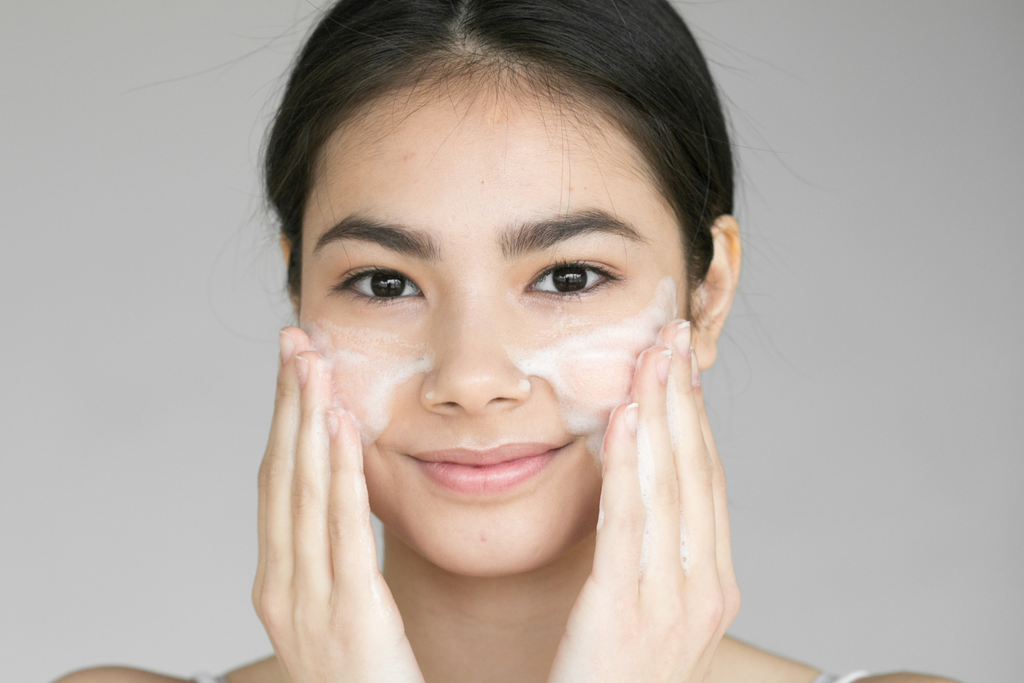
[547,320,741,683]
[252,327,426,683]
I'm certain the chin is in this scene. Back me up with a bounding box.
[420,505,597,577]
[367,442,603,577]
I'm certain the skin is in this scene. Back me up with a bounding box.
[55,85,958,683]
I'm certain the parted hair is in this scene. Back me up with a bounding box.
[265,0,733,299]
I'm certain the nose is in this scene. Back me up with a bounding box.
[421,301,530,416]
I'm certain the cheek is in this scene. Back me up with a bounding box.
[326,350,387,438]
[509,277,678,449]
[556,345,637,410]
[303,321,433,444]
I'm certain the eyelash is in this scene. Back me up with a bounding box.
[332,267,415,306]
[532,260,619,298]
[333,261,619,304]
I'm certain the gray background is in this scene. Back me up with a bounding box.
[1,1,1020,681]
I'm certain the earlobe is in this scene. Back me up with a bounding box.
[691,215,741,370]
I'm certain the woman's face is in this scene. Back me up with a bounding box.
[298,86,689,577]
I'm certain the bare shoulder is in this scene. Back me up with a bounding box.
[52,667,189,683]
[709,636,821,683]
[52,658,282,683]
[221,657,282,683]
[710,636,960,683]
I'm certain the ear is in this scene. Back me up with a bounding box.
[690,215,741,370]
[280,234,301,316]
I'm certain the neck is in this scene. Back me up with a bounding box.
[382,528,594,683]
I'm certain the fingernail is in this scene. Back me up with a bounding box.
[690,348,701,387]
[624,403,639,434]
[295,355,309,388]
[657,348,673,384]
[326,410,339,437]
[279,330,296,365]
[673,320,692,357]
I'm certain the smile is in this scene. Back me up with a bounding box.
[410,442,565,495]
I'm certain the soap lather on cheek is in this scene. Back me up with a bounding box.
[303,277,683,576]
[505,276,679,458]
[301,277,676,453]
[302,320,434,445]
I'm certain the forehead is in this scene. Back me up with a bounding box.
[303,84,682,255]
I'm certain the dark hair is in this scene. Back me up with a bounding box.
[265,0,733,302]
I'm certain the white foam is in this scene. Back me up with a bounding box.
[302,319,434,445]
[635,415,655,576]
[304,277,686,577]
[666,363,692,573]
[504,276,678,460]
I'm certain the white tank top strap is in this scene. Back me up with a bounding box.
[813,671,872,683]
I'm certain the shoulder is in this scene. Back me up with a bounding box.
[52,657,281,683]
[221,657,281,683]
[709,637,961,683]
[709,636,820,683]
[52,668,190,683]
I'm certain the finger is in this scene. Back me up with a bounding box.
[255,329,309,601]
[632,344,684,584]
[667,340,719,588]
[291,350,334,598]
[691,355,740,620]
[282,324,313,350]
[655,317,688,349]
[327,409,380,593]
[592,402,644,595]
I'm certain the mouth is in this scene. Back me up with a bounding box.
[409,442,566,495]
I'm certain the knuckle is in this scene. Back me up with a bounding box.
[257,457,273,490]
[256,587,287,629]
[714,463,727,489]
[265,448,292,480]
[693,448,714,477]
[696,591,725,635]
[723,580,742,623]
[251,584,262,615]
[276,368,297,398]
[327,508,347,542]
[258,452,292,495]
[613,505,647,536]
[292,478,322,511]
[655,470,679,501]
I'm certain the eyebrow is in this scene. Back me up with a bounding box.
[312,209,645,261]
[313,215,442,261]
[500,209,647,259]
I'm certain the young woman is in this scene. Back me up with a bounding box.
[58,1,957,682]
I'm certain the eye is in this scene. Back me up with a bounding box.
[348,269,421,298]
[533,263,609,294]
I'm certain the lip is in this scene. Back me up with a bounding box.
[410,442,564,495]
